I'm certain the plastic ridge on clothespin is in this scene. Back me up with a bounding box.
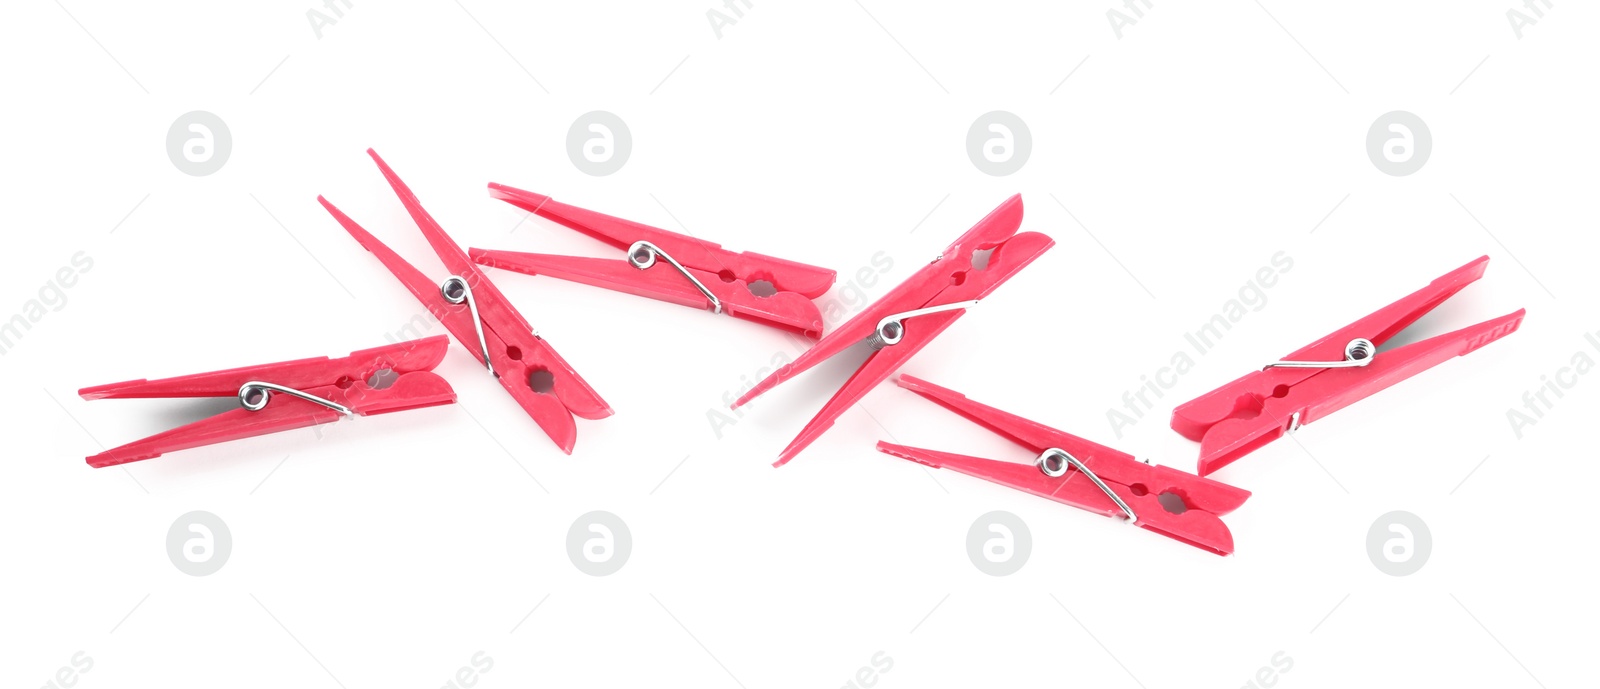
[879,375,1250,555]
[318,150,612,453]
[78,336,457,467]
[470,184,837,337]
[1171,255,1526,477]
[731,195,1054,467]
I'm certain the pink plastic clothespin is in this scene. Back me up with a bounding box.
[1171,256,1525,476]
[879,375,1250,555]
[318,150,612,453]
[78,336,457,467]
[472,184,837,337]
[732,195,1054,466]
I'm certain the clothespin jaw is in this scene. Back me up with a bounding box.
[1171,256,1526,476]
[730,194,1054,467]
[879,375,1249,556]
[469,184,837,336]
[318,150,611,454]
[78,337,457,468]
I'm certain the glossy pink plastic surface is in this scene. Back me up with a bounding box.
[471,184,837,337]
[318,150,611,453]
[732,195,1054,466]
[881,375,1249,555]
[78,336,456,467]
[1171,256,1525,476]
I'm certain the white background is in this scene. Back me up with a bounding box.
[3,1,1596,687]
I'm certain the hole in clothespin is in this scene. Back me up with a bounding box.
[367,368,399,390]
[1271,384,1291,398]
[747,280,777,298]
[1129,483,1149,496]
[529,368,555,394]
[1157,491,1189,515]
[335,376,355,390]
[718,269,738,283]
[506,346,524,361]
[1230,393,1265,420]
[970,248,994,271]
